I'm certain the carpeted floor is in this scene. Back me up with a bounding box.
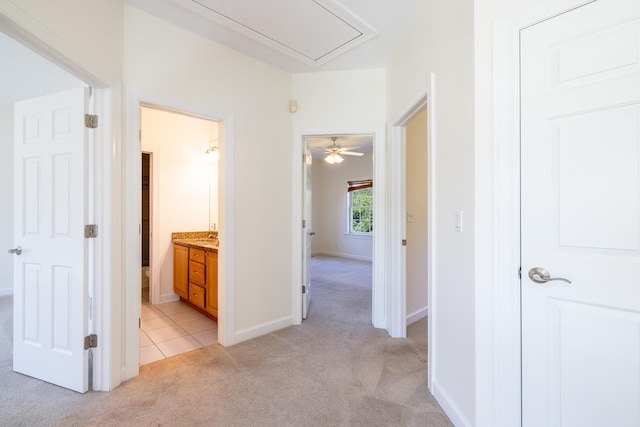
[0,255,451,426]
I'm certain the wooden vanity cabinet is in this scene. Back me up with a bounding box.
[173,244,189,299]
[205,251,218,317]
[173,242,218,319]
[188,247,206,309]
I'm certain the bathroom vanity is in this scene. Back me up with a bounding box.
[172,232,218,320]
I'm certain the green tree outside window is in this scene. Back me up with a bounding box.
[349,188,373,233]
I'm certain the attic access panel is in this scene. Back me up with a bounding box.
[171,0,376,67]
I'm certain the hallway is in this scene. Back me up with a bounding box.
[0,256,450,426]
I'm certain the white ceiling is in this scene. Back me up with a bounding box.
[125,0,423,72]
[0,1,422,108]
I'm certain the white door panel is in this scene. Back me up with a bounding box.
[302,140,312,319]
[521,0,640,425]
[13,88,89,393]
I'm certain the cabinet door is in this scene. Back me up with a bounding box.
[189,284,206,309]
[173,244,189,299]
[206,251,218,317]
[189,260,205,286]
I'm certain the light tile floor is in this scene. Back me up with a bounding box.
[140,288,218,365]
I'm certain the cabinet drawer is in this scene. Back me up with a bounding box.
[188,284,206,309]
[189,247,206,263]
[189,260,205,285]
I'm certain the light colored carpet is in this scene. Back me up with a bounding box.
[0,255,451,426]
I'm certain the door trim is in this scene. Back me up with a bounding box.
[492,1,595,425]
[291,125,386,328]
[389,74,434,378]
[123,87,236,380]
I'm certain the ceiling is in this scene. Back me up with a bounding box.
[307,134,373,160]
[125,0,423,73]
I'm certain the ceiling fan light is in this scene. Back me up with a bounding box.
[324,152,343,164]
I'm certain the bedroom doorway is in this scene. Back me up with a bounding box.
[303,135,374,321]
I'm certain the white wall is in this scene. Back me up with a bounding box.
[387,1,475,425]
[124,5,293,336]
[405,109,428,324]
[140,107,217,303]
[291,69,386,127]
[0,109,12,296]
[311,152,373,261]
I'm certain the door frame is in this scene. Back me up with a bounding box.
[123,87,236,379]
[291,125,387,328]
[492,0,596,424]
[389,76,434,371]
[0,8,118,391]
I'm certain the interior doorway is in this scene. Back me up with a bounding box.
[303,135,375,320]
[404,108,429,328]
[137,105,220,365]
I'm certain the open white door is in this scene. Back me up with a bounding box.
[302,140,313,319]
[521,0,640,425]
[12,87,90,393]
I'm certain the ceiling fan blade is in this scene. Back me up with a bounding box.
[341,151,364,156]
[339,146,361,151]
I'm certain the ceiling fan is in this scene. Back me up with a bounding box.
[324,137,364,164]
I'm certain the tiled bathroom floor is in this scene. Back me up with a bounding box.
[140,290,218,365]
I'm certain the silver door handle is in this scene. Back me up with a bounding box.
[528,267,571,284]
[309,232,316,236]
[8,246,22,255]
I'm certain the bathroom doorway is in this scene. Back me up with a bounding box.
[138,106,220,365]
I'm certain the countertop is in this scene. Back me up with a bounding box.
[172,231,218,252]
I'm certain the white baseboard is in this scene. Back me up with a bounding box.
[407,307,428,325]
[312,250,372,262]
[432,381,473,427]
[0,288,13,297]
[158,293,180,304]
[232,316,292,346]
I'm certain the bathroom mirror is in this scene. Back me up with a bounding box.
[207,130,220,232]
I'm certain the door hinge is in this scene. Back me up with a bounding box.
[84,224,99,238]
[302,285,306,294]
[402,239,407,246]
[302,219,306,228]
[518,266,522,279]
[84,334,98,349]
[85,114,98,129]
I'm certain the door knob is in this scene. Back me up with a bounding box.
[309,232,316,236]
[8,246,22,255]
[528,267,571,284]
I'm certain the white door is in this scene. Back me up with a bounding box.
[12,88,90,393]
[302,140,313,319]
[521,0,640,425]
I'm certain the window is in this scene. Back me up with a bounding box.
[348,187,373,234]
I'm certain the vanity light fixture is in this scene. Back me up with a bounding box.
[206,138,219,156]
